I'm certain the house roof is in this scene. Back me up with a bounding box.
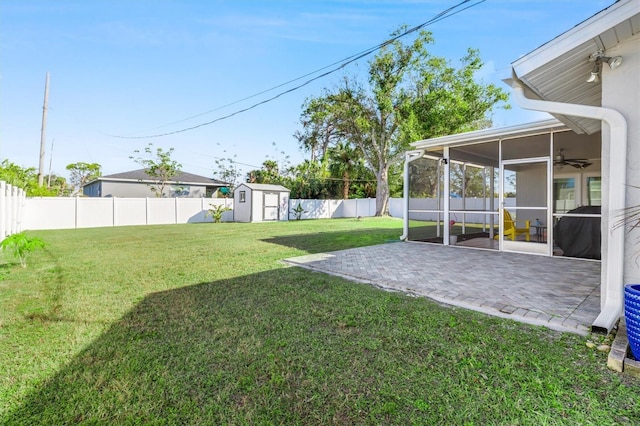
[85,169,228,187]
[511,0,640,135]
[236,183,290,192]
[411,119,569,149]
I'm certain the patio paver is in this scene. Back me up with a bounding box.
[283,242,601,335]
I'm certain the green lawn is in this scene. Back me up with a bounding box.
[1,218,638,424]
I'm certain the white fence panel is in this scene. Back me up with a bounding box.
[204,199,234,222]
[147,198,178,225]
[23,197,76,230]
[78,198,114,228]
[342,199,356,217]
[0,181,26,237]
[114,198,147,226]
[178,198,207,223]
[389,198,403,218]
[20,195,517,230]
[328,200,342,218]
[406,197,515,223]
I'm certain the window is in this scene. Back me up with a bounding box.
[553,177,577,214]
[239,191,246,203]
[586,176,601,206]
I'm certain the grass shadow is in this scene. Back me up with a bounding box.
[4,268,638,425]
[262,226,404,253]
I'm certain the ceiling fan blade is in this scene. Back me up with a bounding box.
[569,161,592,169]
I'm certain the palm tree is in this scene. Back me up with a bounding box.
[328,142,360,200]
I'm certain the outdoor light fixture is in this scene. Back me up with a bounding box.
[586,50,623,83]
[586,63,601,83]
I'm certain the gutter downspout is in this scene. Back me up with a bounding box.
[509,76,627,334]
[401,150,425,240]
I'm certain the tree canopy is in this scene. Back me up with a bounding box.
[297,29,508,215]
[0,159,67,196]
[66,162,101,196]
[130,144,182,198]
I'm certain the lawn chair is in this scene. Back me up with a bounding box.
[495,209,530,241]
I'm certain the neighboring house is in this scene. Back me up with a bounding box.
[403,0,639,333]
[82,169,228,198]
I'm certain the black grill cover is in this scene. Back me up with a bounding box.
[554,206,601,259]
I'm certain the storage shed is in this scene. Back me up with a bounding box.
[233,183,290,222]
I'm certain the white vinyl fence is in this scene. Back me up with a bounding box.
[288,198,377,220]
[23,197,233,230]
[0,181,27,238]
[21,196,513,231]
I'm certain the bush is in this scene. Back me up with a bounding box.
[0,232,46,268]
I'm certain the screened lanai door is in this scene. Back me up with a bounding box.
[500,157,552,255]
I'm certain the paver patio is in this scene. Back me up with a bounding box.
[284,242,602,335]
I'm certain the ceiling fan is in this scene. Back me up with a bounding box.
[554,149,592,169]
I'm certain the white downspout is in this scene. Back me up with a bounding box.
[401,150,425,241]
[443,146,451,245]
[510,76,627,334]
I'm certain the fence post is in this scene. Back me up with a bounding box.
[16,188,25,233]
[10,186,17,235]
[0,182,6,238]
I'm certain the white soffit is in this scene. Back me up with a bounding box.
[411,119,569,149]
[511,0,640,135]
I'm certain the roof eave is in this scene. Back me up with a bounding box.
[512,0,640,77]
[411,119,568,149]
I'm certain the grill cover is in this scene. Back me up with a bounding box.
[554,206,601,259]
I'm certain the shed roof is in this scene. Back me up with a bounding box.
[510,0,640,134]
[237,183,290,192]
[86,169,228,187]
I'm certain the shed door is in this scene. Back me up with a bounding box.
[263,192,279,221]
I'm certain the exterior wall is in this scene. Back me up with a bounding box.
[84,180,208,198]
[233,185,253,222]
[603,31,640,285]
[83,181,101,197]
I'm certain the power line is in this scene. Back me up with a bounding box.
[112,0,484,140]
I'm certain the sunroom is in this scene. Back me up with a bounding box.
[402,0,639,334]
[403,119,602,259]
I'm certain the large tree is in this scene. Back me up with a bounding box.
[66,162,101,196]
[327,141,361,200]
[297,29,508,215]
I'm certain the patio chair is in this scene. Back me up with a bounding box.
[495,210,530,241]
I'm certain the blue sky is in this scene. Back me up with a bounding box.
[0,0,613,181]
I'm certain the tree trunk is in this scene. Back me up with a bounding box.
[342,171,350,200]
[375,166,389,216]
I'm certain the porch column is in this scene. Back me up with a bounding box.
[443,147,451,244]
[401,150,424,241]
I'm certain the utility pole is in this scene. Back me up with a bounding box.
[38,72,50,187]
[47,138,55,189]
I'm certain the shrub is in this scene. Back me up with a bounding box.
[0,232,46,268]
